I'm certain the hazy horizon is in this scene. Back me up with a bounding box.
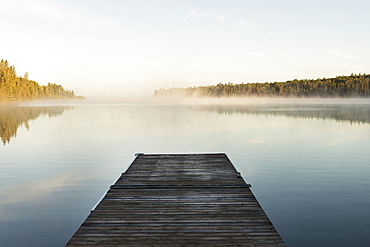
[2,0,370,100]
[11,96,370,108]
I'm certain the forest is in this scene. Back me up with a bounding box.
[154,74,370,98]
[0,59,84,103]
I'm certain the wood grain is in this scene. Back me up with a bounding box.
[66,153,285,246]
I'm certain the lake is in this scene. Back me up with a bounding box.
[1,99,370,246]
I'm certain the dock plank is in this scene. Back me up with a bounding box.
[66,153,285,246]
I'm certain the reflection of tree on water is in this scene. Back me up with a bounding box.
[199,104,370,124]
[0,106,72,145]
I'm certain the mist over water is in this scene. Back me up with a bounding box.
[17,96,370,108]
[1,98,370,246]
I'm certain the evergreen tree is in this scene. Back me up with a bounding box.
[154,74,370,98]
[0,59,84,103]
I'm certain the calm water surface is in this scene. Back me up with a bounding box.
[1,100,370,246]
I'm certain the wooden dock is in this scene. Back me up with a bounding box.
[66,153,285,246]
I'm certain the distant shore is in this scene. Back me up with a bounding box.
[154,74,370,98]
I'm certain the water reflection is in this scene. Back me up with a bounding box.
[0,103,369,246]
[0,106,73,145]
[199,103,370,124]
[0,173,83,220]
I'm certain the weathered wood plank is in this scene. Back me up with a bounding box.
[66,153,285,246]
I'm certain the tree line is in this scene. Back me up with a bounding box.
[154,74,370,98]
[0,59,84,103]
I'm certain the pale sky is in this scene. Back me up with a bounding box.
[1,0,370,99]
